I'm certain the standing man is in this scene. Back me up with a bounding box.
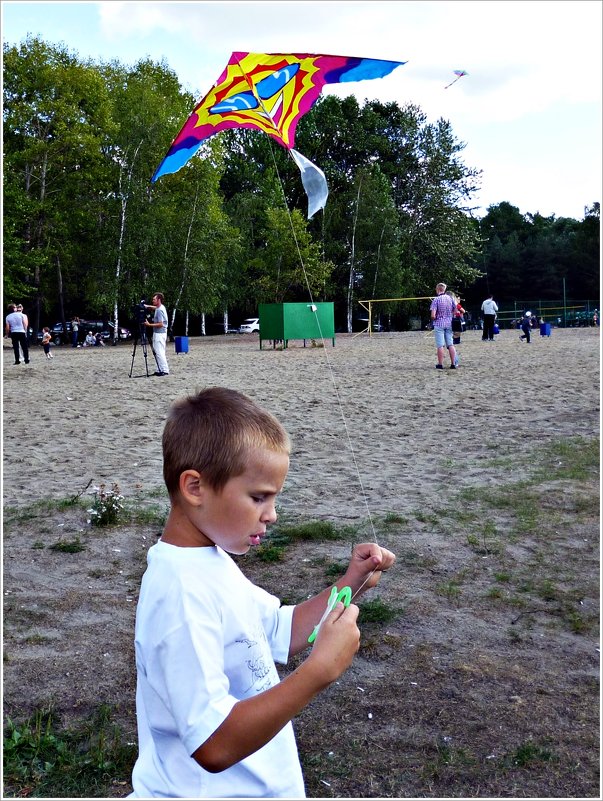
[71,316,80,347]
[5,303,30,365]
[145,293,170,376]
[481,294,498,341]
[430,282,457,370]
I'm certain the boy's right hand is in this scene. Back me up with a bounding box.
[308,602,360,682]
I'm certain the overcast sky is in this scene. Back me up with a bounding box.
[3,0,601,220]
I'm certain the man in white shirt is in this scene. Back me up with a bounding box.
[144,293,169,376]
[5,303,30,364]
[481,294,499,341]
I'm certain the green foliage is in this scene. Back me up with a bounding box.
[3,38,597,330]
[468,201,600,305]
[49,538,86,553]
[506,740,555,767]
[277,520,346,542]
[357,596,398,625]
[3,705,136,798]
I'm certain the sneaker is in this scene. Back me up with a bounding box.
[435,364,444,370]
[450,364,457,369]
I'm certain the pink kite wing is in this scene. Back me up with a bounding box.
[152,52,406,182]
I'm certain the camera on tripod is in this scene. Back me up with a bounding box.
[132,300,148,327]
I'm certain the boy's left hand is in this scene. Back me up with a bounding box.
[345,542,395,596]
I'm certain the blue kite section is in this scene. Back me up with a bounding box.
[151,140,200,182]
[338,58,406,83]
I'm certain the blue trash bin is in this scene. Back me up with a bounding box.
[539,323,551,337]
[175,336,189,354]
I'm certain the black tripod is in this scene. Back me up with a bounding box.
[129,323,159,378]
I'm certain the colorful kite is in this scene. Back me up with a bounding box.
[152,52,406,217]
[444,69,468,89]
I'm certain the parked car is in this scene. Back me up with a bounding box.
[49,320,131,345]
[239,318,260,334]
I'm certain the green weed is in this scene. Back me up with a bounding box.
[255,544,286,563]
[358,596,398,626]
[506,740,555,767]
[49,537,86,553]
[3,704,136,798]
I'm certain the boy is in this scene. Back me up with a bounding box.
[128,387,395,798]
[41,327,53,359]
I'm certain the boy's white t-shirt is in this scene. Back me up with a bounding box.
[128,540,305,799]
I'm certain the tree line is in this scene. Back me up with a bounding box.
[3,37,599,339]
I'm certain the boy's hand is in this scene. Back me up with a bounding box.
[345,542,396,597]
[308,602,360,682]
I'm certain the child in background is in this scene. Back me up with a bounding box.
[449,291,466,357]
[520,311,532,343]
[128,387,395,798]
[41,327,53,360]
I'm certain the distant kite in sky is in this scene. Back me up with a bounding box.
[152,51,406,217]
[444,69,468,89]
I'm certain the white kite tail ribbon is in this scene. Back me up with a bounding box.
[290,148,329,219]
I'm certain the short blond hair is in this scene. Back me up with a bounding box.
[162,387,291,495]
[436,282,447,293]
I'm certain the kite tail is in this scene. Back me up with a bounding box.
[290,149,329,219]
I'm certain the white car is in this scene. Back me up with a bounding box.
[239,318,260,333]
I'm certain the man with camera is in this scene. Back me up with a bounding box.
[144,293,170,376]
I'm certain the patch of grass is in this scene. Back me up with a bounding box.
[504,740,556,768]
[436,579,463,603]
[87,568,108,579]
[23,634,49,645]
[49,537,86,553]
[357,596,398,626]
[124,502,169,527]
[324,561,347,578]
[537,579,560,602]
[253,520,353,561]
[381,512,408,526]
[562,608,597,635]
[255,543,286,563]
[4,496,88,523]
[413,510,441,526]
[3,704,136,798]
[537,438,600,482]
[280,520,347,542]
[31,541,45,550]
[420,738,479,782]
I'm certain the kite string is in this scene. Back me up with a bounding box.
[233,53,382,598]
[267,145,380,602]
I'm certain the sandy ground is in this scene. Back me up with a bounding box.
[3,327,599,517]
[2,326,600,798]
